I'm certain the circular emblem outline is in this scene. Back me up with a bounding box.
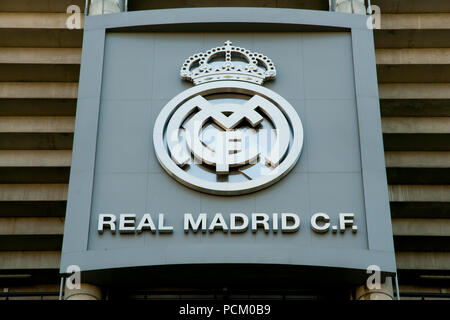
[153,81,304,195]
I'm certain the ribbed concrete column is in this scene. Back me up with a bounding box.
[333,0,366,14]
[355,277,394,300]
[89,0,124,15]
[64,283,102,300]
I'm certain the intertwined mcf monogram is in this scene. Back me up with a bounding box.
[166,95,290,175]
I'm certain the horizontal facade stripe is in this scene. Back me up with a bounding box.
[382,117,450,134]
[396,252,450,270]
[0,150,72,167]
[0,184,68,201]
[392,218,450,236]
[0,251,60,270]
[376,48,450,65]
[0,13,84,29]
[380,13,450,30]
[0,116,75,133]
[379,84,450,99]
[0,217,64,235]
[0,82,78,99]
[389,185,450,202]
[0,48,81,64]
[385,152,450,168]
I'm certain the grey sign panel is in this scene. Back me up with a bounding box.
[61,8,396,285]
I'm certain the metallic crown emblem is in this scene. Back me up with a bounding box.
[180,40,277,86]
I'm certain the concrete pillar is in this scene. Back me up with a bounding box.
[332,0,366,14]
[89,0,124,16]
[355,277,394,300]
[64,283,102,300]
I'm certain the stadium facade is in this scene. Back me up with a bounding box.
[0,0,449,301]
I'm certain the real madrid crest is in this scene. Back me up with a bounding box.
[153,41,304,195]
